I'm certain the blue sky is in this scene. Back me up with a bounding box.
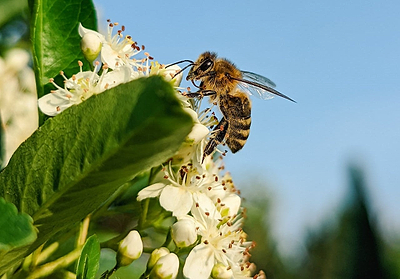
[94,0,400,254]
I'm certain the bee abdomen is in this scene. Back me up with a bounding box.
[226,117,251,153]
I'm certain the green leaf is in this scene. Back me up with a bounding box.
[30,0,97,124]
[0,76,193,273]
[0,113,4,169]
[76,235,100,279]
[0,198,37,253]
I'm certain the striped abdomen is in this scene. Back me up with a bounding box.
[226,117,251,153]
[219,90,252,153]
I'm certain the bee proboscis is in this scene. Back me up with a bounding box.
[167,51,295,161]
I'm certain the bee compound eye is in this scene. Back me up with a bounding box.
[200,59,213,72]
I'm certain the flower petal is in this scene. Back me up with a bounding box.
[191,192,220,221]
[98,65,132,92]
[187,123,209,143]
[162,64,183,87]
[159,185,192,217]
[137,183,165,201]
[38,93,73,116]
[220,193,241,217]
[183,243,215,279]
[101,43,122,69]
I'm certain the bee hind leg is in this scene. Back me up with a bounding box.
[202,118,229,163]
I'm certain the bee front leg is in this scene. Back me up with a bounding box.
[185,90,216,99]
[202,118,229,162]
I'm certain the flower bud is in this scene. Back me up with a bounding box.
[211,263,233,279]
[147,247,170,270]
[116,230,143,267]
[171,218,197,248]
[80,32,102,62]
[254,270,267,279]
[149,253,179,279]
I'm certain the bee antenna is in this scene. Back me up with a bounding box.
[165,59,194,68]
[170,63,195,79]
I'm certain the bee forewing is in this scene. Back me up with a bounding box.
[241,71,277,88]
[238,71,277,100]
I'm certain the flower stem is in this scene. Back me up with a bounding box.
[26,249,81,279]
[77,214,91,246]
[139,198,150,230]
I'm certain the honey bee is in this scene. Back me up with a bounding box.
[168,51,295,160]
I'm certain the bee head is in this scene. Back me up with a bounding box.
[186,52,217,81]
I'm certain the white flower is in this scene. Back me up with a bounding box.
[38,61,131,116]
[79,22,142,70]
[171,217,197,247]
[183,200,252,279]
[117,230,143,267]
[157,64,183,87]
[79,22,185,87]
[137,163,222,217]
[149,253,179,279]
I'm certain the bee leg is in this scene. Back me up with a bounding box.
[202,118,229,163]
[185,90,216,99]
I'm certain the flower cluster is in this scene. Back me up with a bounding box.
[138,100,262,278]
[38,20,182,116]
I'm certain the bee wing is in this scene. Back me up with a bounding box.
[233,71,296,102]
[241,71,277,88]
